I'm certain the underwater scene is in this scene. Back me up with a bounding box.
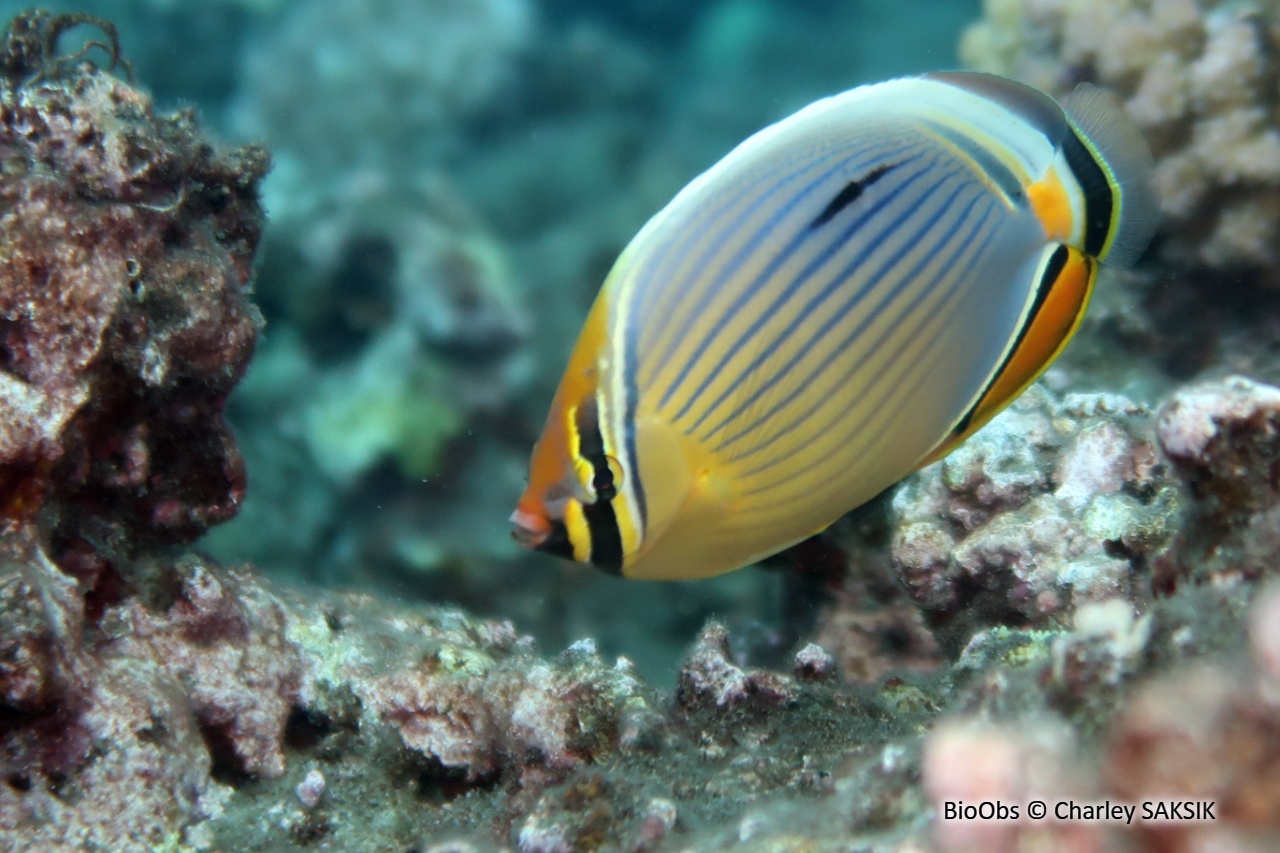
[4,0,1280,849]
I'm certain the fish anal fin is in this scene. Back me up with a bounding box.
[921,243,1096,467]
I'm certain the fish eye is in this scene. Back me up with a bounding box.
[591,455,623,502]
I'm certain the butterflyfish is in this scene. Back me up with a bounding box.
[511,72,1157,580]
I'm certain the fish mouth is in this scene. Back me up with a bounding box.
[509,509,550,549]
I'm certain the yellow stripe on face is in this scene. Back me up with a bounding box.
[562,499,592,563]
[611,494,642,563]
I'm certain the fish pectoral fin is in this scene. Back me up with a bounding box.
[922,243,1097,466]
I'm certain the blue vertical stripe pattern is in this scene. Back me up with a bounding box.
[607,77,1071,558]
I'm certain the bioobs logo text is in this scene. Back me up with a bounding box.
[940,799,1217,824]
[942,801,1021,821]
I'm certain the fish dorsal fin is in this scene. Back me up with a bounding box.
[1063,83,1158,267]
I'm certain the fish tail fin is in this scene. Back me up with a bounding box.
[1063,83,1159,268]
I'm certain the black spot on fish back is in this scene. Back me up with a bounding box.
[809,163,898,229]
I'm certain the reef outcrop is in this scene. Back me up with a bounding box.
[0,11,265,579]
[889,386,1180,642]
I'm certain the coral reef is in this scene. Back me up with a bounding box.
[961,0,1280,281]
[1156,374,1280,521]
[889,385,1180,643]
[1151,375,1280,595]
[0,11,264,574]
[9,3,1280,852]
[11,501,1276,850]
[230,0,533,177]
[0,535,668,851]
[923,585,1280,853]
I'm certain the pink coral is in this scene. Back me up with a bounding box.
[1251,582,1280,684]
[346,619,654,782]
[1152,375,1280,590]
[1,532,667,849]
[675,622,796,710]
[1157,375,1280,514]
[891,387,1178,632]
[117,557,304,779]
[924,719,1096,853]
[925,589,1280,853]
[812,595,942,685]
[1105,663,1280,848]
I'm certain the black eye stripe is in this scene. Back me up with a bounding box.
[575,398,615,499]
[574,397,624,574]
[583,501,623,575]
[535,519,575,560]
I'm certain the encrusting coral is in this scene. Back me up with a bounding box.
[1151,375,1280,594]
[889,385,1181,642]
[0,537,668,850]
[923,586,1280,853]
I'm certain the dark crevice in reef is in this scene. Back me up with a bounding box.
[198,717,256,788]
[401,751,496,804]
[284,705,339,751]
[926,569,1033,656]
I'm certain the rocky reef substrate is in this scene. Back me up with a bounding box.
[6,7,1280,853]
